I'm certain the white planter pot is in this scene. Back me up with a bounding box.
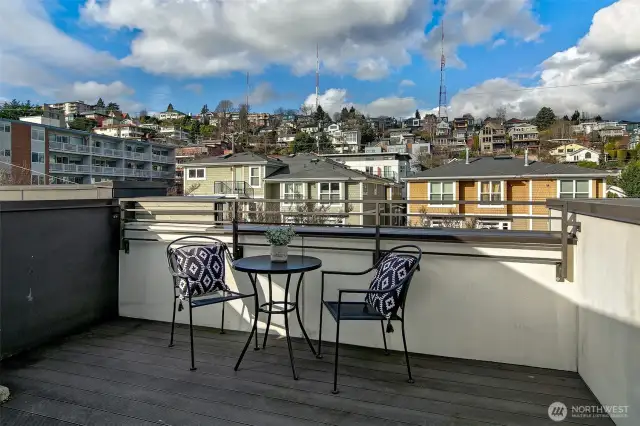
[270,245,288,262]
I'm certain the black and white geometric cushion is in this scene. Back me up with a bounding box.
[365,254,416,318]
[173,245,229,300]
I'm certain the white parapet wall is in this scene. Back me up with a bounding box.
[120,224,578,372]
[571,213,640,426]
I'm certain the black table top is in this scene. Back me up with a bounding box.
[232,255,322,274]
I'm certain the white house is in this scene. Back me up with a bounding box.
[159,125,189,141]
[321,152,411,183]
[331,129,361,153]
[564,148,601,164]
[158,110,186,121]
[93,124,146,139]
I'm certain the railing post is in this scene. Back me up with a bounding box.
[232,200,241,259]
[374,201,381,263]
[557,202,568,282]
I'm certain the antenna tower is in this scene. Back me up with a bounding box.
[438,21,447,121]
[315,44,320,112]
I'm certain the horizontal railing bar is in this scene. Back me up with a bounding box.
[127,219,231,225]
[123,227,564,250]
[121,198,548,206]
[1,203,118,213]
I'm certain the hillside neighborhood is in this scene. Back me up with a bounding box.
[1,98,638,215]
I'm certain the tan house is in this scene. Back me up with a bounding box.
[183,152,400,226]
[480,122,507,153]
[404,155,612,230]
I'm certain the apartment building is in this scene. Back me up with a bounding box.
[46,101,92,116]
[508,124,539,149]
[598,126,625,138]
[247,113,270,127]
[404,155,611,230]
[480,122,507,153]
[19,108,65,128]
[0,119,176,185]
[182,152,400,225]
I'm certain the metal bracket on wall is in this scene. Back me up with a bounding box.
[124,239,130,254]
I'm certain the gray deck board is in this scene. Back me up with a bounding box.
[0,318,613,426]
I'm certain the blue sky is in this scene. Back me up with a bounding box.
[1,0,638,119]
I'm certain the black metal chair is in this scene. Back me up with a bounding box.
[317,245,422,393]
[166,236,257,371]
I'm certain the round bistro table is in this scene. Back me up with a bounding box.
[232,255,322,380]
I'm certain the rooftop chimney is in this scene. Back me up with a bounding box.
[524,148,529,166]
[465,147,469,165]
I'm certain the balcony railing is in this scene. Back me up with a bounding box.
[212,181,255,198]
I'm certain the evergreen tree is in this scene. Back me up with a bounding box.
[415,109,421,119]
[167,103,174,112]
[96,98,105,108]
[570,110,580,123]
[106,102,120,112]
[533,106,556,130]
[201,104,209,114]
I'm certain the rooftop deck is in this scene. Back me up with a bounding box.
[1,318,611,426]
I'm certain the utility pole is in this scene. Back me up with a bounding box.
[437,20,448,123]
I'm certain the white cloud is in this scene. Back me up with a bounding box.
[82,0,433,80]
[303,89,417,118]
[184,84,203,95]
[67,81,134,101]
[423,0,545,67]
[491,38,506,49]
[447,0,640,120]
[399,79,416,87]
[0,0,146,112]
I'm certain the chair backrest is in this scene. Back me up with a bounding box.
[365,245,422,318]
[166,236,232,299]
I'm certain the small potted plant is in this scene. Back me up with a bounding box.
[265,226,296,262]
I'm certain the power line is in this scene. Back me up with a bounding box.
[0,159,80,185]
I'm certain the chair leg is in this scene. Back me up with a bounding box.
[169,297,177,348]
[220,302,226,334]
[401,319,413,383]
[332,317,341,394]
[380,320,390,355]
[235,293,259,371]
[188,303,196,371]
[316,276,325,359]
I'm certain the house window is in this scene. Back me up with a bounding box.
[363,184,368,196]
[383,166,392,178]
[585,152,592,159]
[429,182,454,202]
[319,182,340,201]
[1,124,10,132]
[31,175,45,185]
[283,182,303,200]
[31,152,45,163]
[249,167,260,187]
[1,149,10,157]
[187,168,205,180]
[479,181,502,203]
[559,180,590,199]
[31,128,45,141]
[373,185,378,196]
[365,166,373,175]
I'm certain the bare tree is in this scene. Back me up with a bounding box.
[167,182,200,196]
[215,100,234,134]
[495,107,507,123]
[299,104,314,117]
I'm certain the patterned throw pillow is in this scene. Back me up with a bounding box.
[365,254,416,318]
[173,245,229,300]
